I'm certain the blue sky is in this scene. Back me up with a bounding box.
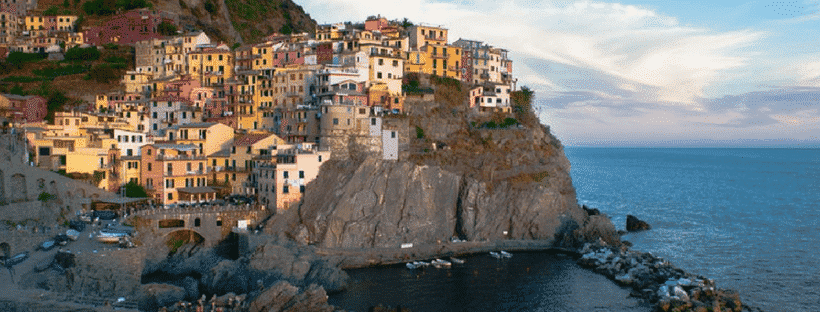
[294,0,820,146]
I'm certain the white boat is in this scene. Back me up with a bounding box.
[66,229,80,241]
[431,258,452,268]
[500,251,512,258]
[450,257,465,264]
[415,261,430,267]
[490,251,502,259]
[96,230,129,243]
[406,262,420,269]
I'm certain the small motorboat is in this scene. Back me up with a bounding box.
[96,230,129,243]
[490,251,502,259]
[450,257,465,264]
[38,240,56,251]
[500,251,513,258]
[406,262,419,269]
[3,251,29,266]
[432,258,452,268]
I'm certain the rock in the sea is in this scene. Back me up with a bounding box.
[673,285,690,301]
[626,215,651,232]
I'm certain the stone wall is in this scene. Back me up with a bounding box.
[0,132,116,222]
[131,205,270,246]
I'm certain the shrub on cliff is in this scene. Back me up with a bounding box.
[511,86,539,127]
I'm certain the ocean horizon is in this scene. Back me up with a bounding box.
[566,147,819,311]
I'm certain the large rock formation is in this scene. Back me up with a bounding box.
[279,156,586,249]
[268,79,613,252]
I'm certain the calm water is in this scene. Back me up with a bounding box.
[328,252,651,312]
[565,147,820,312]
[329,148,819,311]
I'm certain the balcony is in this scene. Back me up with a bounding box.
[156,154,207,161]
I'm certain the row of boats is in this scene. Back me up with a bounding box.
[405,251,513,269]
[406,257,465,269]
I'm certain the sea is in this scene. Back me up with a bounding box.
[328,148,819,312]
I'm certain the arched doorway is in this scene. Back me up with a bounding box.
[165,229,205,254]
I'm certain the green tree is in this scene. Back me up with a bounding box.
[62,0,70,8]
[44,90,69,123]
[64,46,101,61]
[157,21,177,36]
[44,5,61,16]
[124,181,148,198]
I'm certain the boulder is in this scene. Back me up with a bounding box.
[182,276,199,301]
[139,283,185,311]
[249,280,300,312]
[283,284,334,312]
[626,215,651,232]
[203,260,249,295]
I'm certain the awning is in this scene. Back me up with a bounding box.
[177,187,217,194]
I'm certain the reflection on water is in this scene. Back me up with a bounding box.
[329,252,651,312]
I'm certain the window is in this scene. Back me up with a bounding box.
[147,149,152,156]
[283,171,289,179]
[332,118,339,125]
[247,146,252,153]
[283,185,289,194]
[318,155,322,162]
[300,185,305,193]
[168,193,173,200]
[377,72,382,79]
[194,218,200,227]
[391,131,396,138]
[392,60,398,67]
[378,58,384,65]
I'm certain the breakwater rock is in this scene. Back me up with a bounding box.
[577,241,762,312]
[626,215,652,232]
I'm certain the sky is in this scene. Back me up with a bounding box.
[293,0,820,147]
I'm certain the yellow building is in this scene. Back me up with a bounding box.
[227,132,284,195]
[188,48,234,87]
[122,70,153,93]
[251,43,272,70]
[24,15,43,31]
[408,25,448,49]
[56,15,77,32]
[405,44,462,80]
[167,122,235,157]
[315,23,344,41]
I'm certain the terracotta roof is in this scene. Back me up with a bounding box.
[233,133,276,146]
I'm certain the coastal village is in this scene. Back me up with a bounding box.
[0,3,760,312]
[0,5,516,211]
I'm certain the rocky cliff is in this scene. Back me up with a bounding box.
[269,77,612,251]
[152,0,316,44]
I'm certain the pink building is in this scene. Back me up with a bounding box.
[83,9,175,46]
[0,94,47,123]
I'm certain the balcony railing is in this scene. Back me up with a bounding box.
[156,154,207,161]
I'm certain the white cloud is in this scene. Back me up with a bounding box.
[296,0,763,105]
